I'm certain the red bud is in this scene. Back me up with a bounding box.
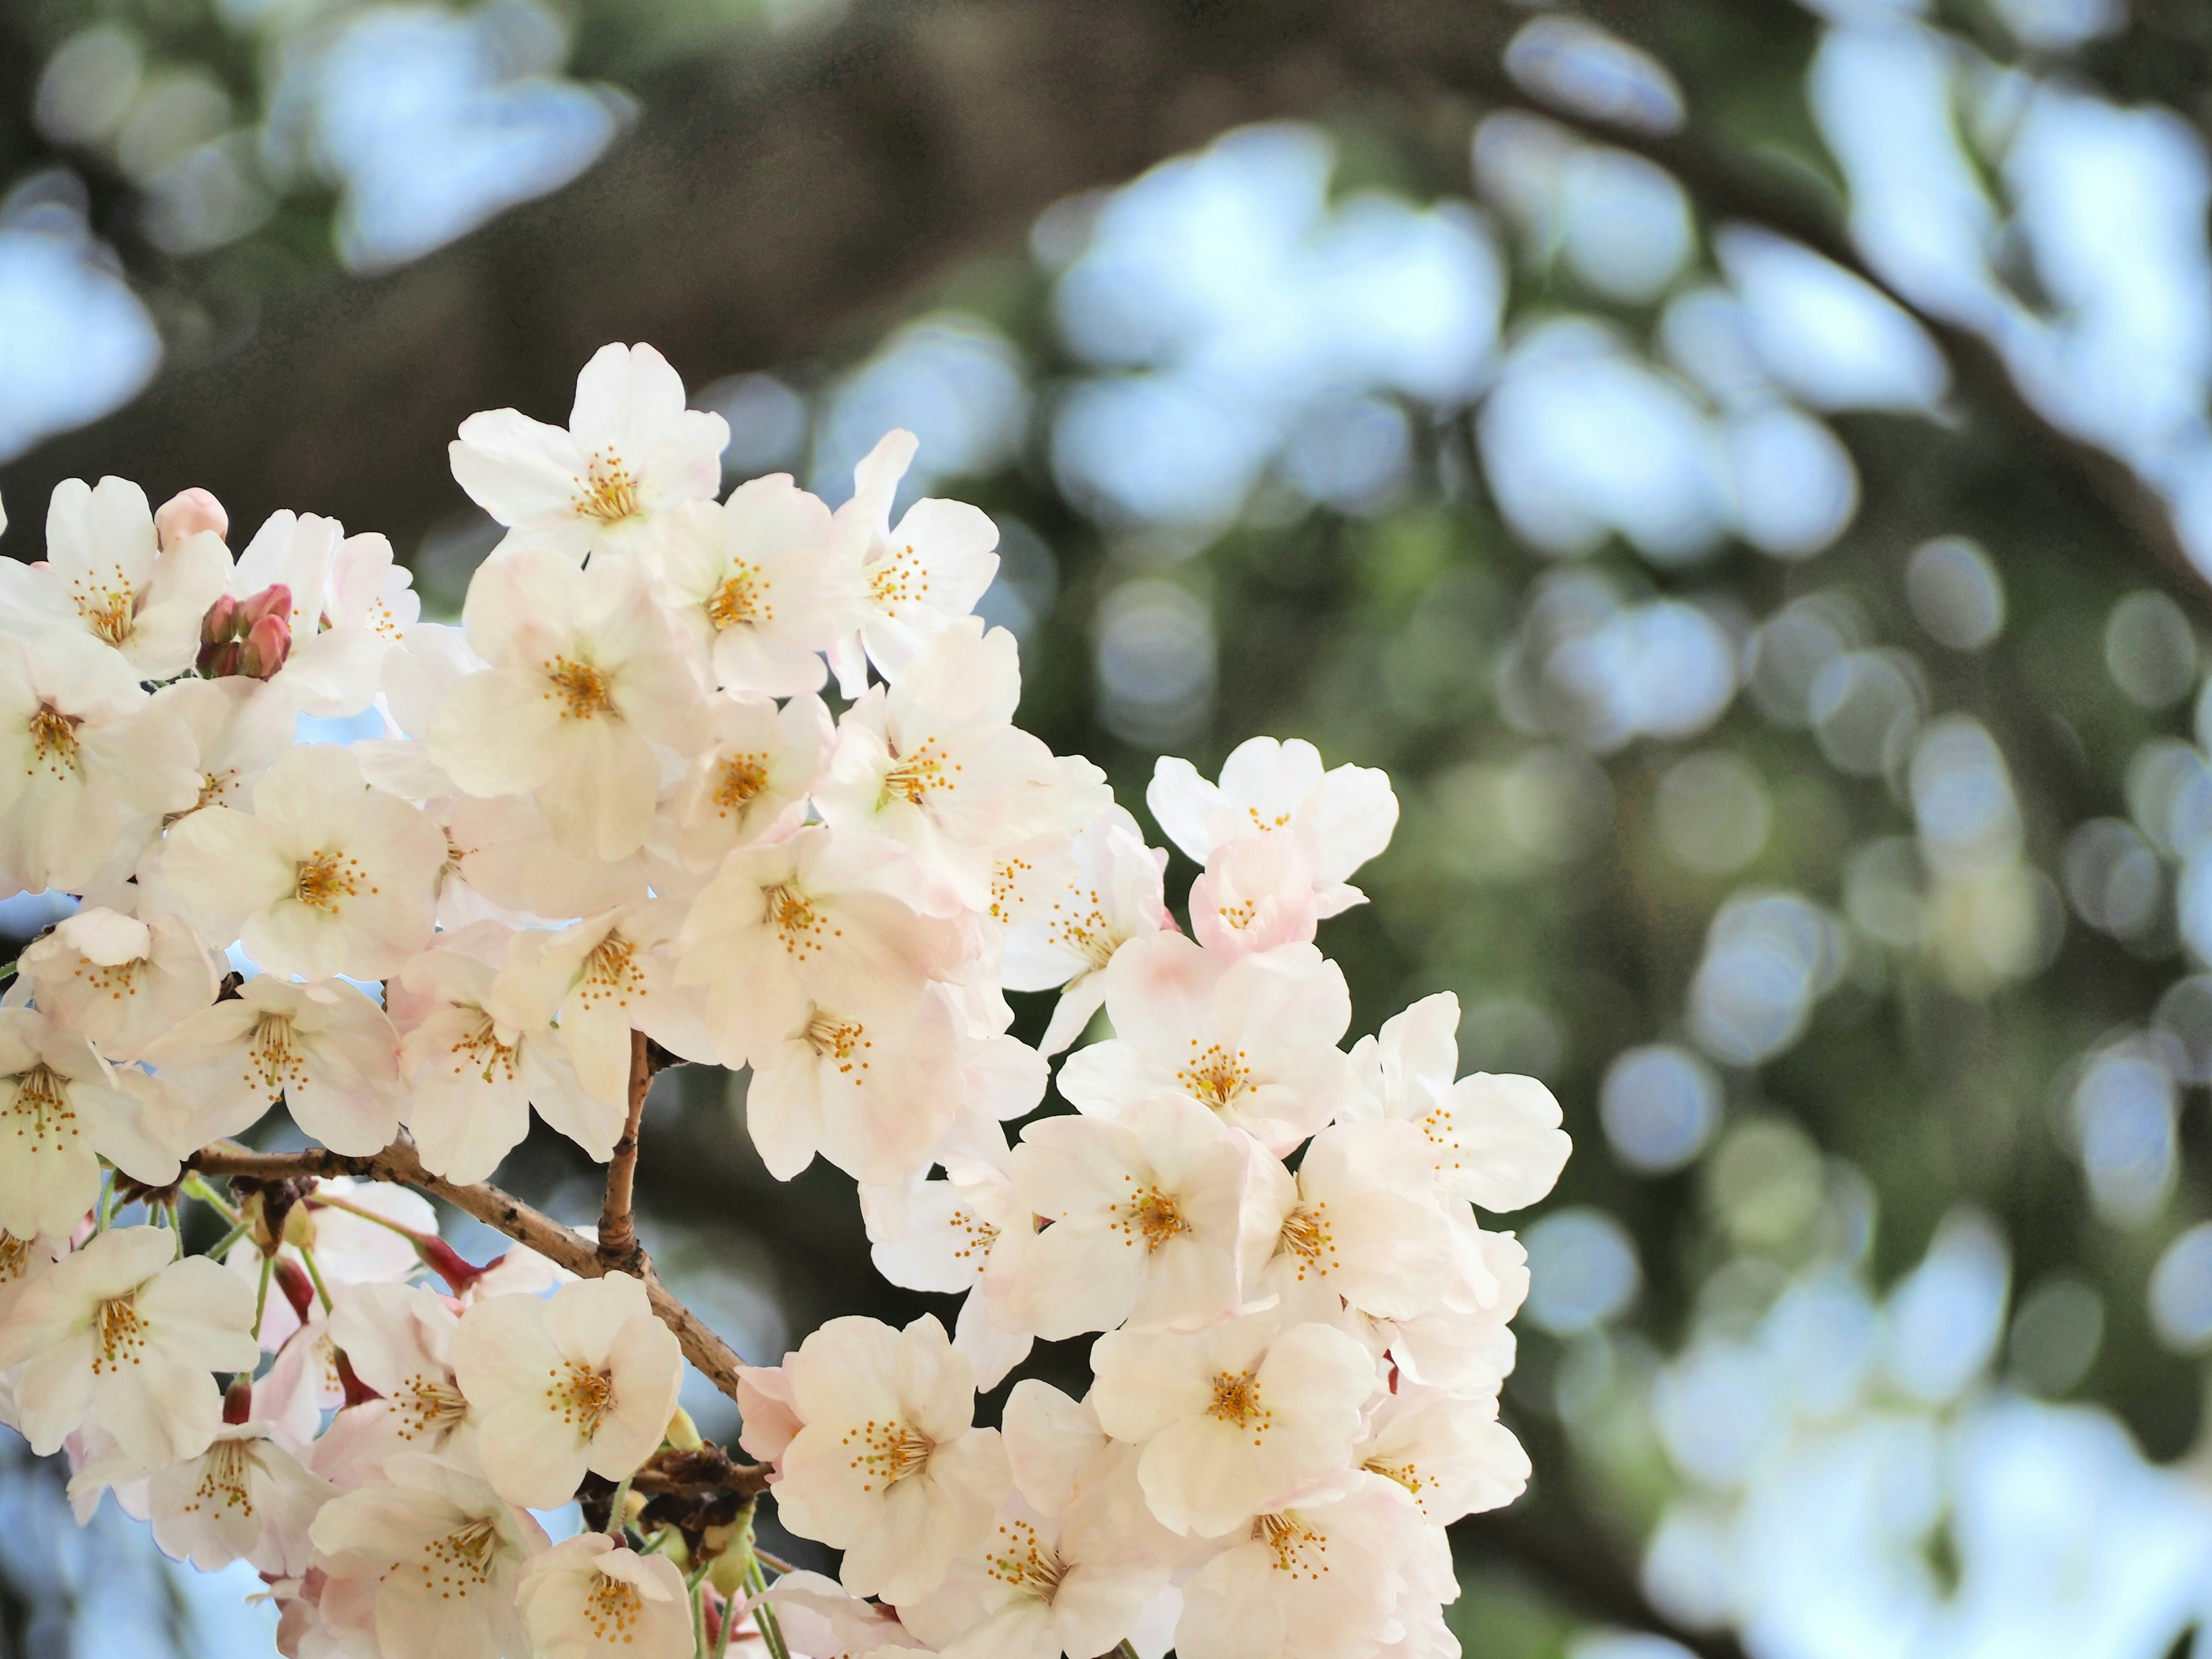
[223,1376,256,1425]
[273,1257,316,1324]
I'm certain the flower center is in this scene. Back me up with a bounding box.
[1179,1040,1252,1110]
[713,752,770,815]
[1044,885,1118,969]
[247,1013,309,1094]
[1253,1512,1328,1579]
[584,1573,647,1642]
[418,1516,501,1590]
[984,1518,1064,1600]
[545,656,617,719]
[1113,1181,1191,1253]
[294,849,364,912]
[1207,1369,1274,1437]
[762,883,830,960]
[396,1372,471,1441]
[26,706,80,777]
[1276,1203,1336,1280]
[867,544,929,616]
[0,1232,31,1282]
[9,1064,75,1153]
[576,931,644,1013]
[802,1009,871,1084]
[574,450,641,526]
[704,565,770,630]
[842,1417,931,1491]
[546,1359,617,1441]
[1214,897,1260,932]
[93,1292,147,1374]
[183,1439,256,1518]
[449,1012,522,1084]
[81,587,136,646]
[1365,1456,1427,1506]
[881,738,957,809]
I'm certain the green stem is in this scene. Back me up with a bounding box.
[604,1469,637,1539]
[252,1251,274,1342]
[182,1174,241,1225]
[167,1200,184,1259]
[204,1215,255,1262]
[745,1556,790,1659]
[297,1244,335,1313]
[93,1171,117,1235]
[307,1191,432,1242]
[687,1559,712,1659]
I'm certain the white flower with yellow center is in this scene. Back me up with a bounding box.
[148,1418,334,1575]
[655,475,861,696]
[515,1533,695,1659]
[1055,933,1358,1158]
[671,690,830,872]
[447,1272,683,1512]
[0,476,231,677]
[1088,1309,1378,1539]
[774,1313,1013,1604]
[825,429,1003,692]
[0,1007,180,1239]
[18,904,219,1063]
[0,630,199,895]
[225,509,412,717]
[427,545,711,861]
[325,1282,473,1460]
[1251,1120,1456,1328]
[1006,1096,1262,1341]
[1353,1382,1529,1527]
[142,974,403,1158]
[162,742,446,982]
[0,1225,259,1469]
[448,340,729,561]
[308,1451,548,1659]
[997,806,1171,1056]
[863,1157,1036,1389]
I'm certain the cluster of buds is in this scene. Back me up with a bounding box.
[197,583,294,680]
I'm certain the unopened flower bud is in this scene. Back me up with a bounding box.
[155,487,228,551]
[240,612,291,680]
[199,594,239,652]
[273,1257,316,1324]
[198,584,293,679]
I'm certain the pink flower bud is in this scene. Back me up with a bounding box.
[199,594,238,651]
[240,612,291,680]
[155,487,228,551]
[238,584,292,630]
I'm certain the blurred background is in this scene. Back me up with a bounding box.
[7,0,2212,1655]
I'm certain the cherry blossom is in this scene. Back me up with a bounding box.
[449,340,729,561]
[18,904,219,1062]
[1088,1309,1379,1537]
[162,741,445,980]
[516,1533,695,1659]
[1344,991,1572,1213]
[308,1450,549,1659]
[323,1282,471,1460]
[1253,1120,1457,1326]
[655,476,858,696]
[774,1313,1013,1602]
[1188,830,1320,961]
[863,1158,1036,1388]
[147,1415,334,1574]
[671,690,831,870]
[996,806,1172,1055]
[0,1225,259,1467]
[0,1007,179,1238]
[226,510,409,717]
[1148,737,1398,919]
[1055,933,1357,1157]
[145,974,404,1157]
[429,545,710,859]
[825,430,1002,692]
[448,1271,684,1510]
[148,674,296,825]
[1354,1381,1529,1524]
[0,476,230,677]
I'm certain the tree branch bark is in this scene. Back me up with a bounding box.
[597,1028,654,1278]
[187,1132,754,1406]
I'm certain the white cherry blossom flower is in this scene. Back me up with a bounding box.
[896,1491,1171,1659]
[1007,1096,1263,1340]
[1188,831,1319,961]
[0,630,198,893]
[324,1281,472,1460]
[448,1272,684,1510]
[449,341,729,561]
[429,546,710,860]
[672,691,830,872]
[675,824,965,1069]
[148,1415,334,1574]
[1088,1310,1378,1537]
[227,510,408,717]
[308,1450,548,1659]
[163,743,445,980]
[147,675,296,824]
[818,619,1109,907]
[444,790,651,923]
[1344,992,1571,1212]
[827,430,1002,692]
[492,901,712,1111]
[1173,1473,1432,1659]
[743,983,964,1185]
[145,974,403,1157]
[0,1007,179,1238]
[998,808,1171,1055]
[774,1313,1013,1603]
[516,1533,695,1659]
[1253,1121,1456,1326]
[1148,737,1398,919]
[1372,1215,1530,1395]
[0,476,229,677]
[863,1158,1035,1389]
[228,1177,436,1352]
[0,1225,259,1467]
[389,923,611,1183]
[1354,1382,1528,1525]
[1055,934,1357,1157]
[656,478,859,696]
[19,905,218,1062]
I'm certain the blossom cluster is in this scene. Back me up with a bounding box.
[0,342,1570,1659]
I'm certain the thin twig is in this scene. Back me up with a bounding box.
[187,1132,755,1406]
[597,1029,654,1278]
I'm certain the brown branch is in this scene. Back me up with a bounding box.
[596,1028,653,1278]
[186,1132,753,1405]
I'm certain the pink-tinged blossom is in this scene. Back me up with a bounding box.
[996,807,1171,1056]
[516,1533,695,1659]
[18,905,219,1063]
[671,691,831,872]
[0,1008,179,1238]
